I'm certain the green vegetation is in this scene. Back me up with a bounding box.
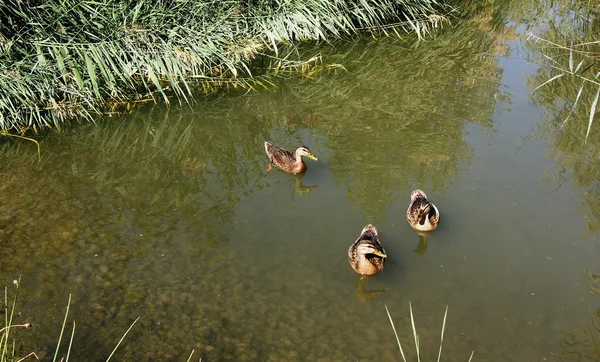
[520,0,600,235]
[526,1,600,141]
[385,303,475,362]
[529,34,600,141]
[1,278,29,362]
[0,0,454,134]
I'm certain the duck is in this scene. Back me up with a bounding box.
[405,189,440,232]
[348,224,387,276]
[264,141,318,174]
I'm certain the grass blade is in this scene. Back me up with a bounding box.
[579,61,596,76]
[585,85,600,141]
[2,286,8,361]
[384,305,407,362]
[541,53,564,69]
[561,81,585,128]
[569,41,573,73]
[2,277,22,361]
[468,350,475,361]
[105,316,140,362]
[53,294,72,362]
[575,59,584,73]
[0,133,41,162]
[530,73,564,93]
[84,52,100,98]
[65,321,75,362]
[437,306,448,362]
[409,301,420,362]
[146,67,168,104]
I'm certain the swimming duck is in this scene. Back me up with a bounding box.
[406,189,440,232]
[348,224,387,276]
[264,141,318,174]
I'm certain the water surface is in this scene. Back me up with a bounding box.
[1,1,600,361]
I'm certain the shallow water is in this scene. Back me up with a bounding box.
[2,1,600,361]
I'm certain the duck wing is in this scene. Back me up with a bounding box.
[264,142,295,167]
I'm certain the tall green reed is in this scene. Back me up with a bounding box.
[0,0,454,133]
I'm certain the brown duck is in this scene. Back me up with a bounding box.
[264,141,318,174]
[405,189,440,232]
[348,224,387,276]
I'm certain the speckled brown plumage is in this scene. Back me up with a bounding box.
[406,189,440,232]
[264,141,317,174]
[348,224,387,276]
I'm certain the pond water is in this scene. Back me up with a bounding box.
[2,1,600,361]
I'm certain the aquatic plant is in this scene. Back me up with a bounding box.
[0,278,34,362]
[0,0,454,134]
[385,303,475,361]
[528,33,600,141]
[525,0,600,141]
[0,278,138,362]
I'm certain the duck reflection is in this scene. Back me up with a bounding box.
[353,276,386,302]
[294,173,318,196]
[413,232,430,256]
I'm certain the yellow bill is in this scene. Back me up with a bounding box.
[372,250,387,258]
[306,153,318,161]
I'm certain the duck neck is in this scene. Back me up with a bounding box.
[359,255,376,274]
[292,151,307,173]
[294,151,304,165]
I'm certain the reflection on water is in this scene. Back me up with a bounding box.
[294,173,318,196]
[1,0,600,361]
[267,24,507,219]
[412,232,430,256]
[353,276,386,303]
[561,268,600,361]
[522,0,600,236]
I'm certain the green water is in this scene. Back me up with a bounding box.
[2,1,600,361]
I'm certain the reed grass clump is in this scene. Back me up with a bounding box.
[0,0,453,134]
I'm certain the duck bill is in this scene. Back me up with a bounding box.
[306,153,318,161]
[372,250,387,258]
